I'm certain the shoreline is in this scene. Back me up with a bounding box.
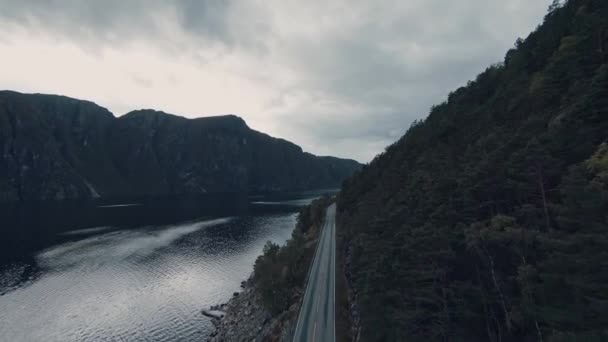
[202,197,333,341]
[203,277,298,341]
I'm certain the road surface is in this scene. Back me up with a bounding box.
[293,203,336,342]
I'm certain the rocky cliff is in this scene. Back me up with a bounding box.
[0,91,360,202]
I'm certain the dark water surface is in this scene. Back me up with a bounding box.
[0,191,331,341]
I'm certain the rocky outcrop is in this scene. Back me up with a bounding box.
[0,91,119,202]
[0,91,361,202]
[206,279,298,342]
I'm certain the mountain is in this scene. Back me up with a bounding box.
[337,0,608,340]
[0,91,361,202]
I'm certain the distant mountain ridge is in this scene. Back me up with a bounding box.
[0,91,361,202]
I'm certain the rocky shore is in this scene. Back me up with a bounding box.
[204,279,300,342]
[203,197,333,341]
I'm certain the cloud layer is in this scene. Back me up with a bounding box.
[0,0,551,161]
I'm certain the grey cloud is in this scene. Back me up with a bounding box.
[0,0,551,161]
[0,0,252,52]
[264,1,551,160]
[0,1,164,46]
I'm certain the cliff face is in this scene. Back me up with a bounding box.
[0,91,360,202]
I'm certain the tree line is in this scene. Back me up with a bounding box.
[338,0,608,340]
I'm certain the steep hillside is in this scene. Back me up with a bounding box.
[338,0,608,340]
[0,91,360,202]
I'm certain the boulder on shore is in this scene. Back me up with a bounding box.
[202,309,226,319]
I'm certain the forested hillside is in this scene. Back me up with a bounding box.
[338,0,608,340]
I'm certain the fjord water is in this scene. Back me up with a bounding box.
[0,192,329,341]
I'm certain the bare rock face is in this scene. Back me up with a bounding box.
[0,91,118,201]
[207,279,298,342]
[0,91,361,202]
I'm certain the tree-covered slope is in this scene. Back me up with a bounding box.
[0,91,360,202]
[338,1,608,340]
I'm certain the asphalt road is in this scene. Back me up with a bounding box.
[292,203,336,342]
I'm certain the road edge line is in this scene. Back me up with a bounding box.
[292,204,331,341]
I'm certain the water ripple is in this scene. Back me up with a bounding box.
[0,214,297,341]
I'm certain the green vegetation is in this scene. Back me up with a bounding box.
[253,196,332,314]
[338,0,608,340]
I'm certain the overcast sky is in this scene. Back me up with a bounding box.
[0,0,551,162]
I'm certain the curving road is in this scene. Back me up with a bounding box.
[293,203,336,342]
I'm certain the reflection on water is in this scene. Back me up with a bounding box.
[38,218,232,269]
[59,226,113,237]
[97,203,142,208]
[0,191,332,342]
